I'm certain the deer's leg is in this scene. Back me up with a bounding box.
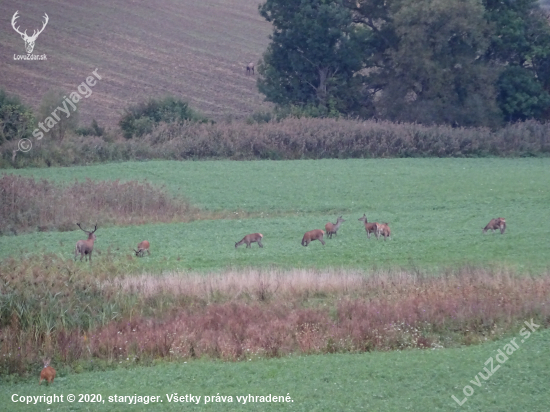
[258,240,263,248]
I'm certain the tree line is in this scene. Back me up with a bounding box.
[257,0,550,126]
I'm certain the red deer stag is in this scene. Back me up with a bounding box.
[483,217,506,234]
[235,233,263,248]
[134,240,150,256]
[39,358,56,385]
[74,223,97,263]
[301,229,326,246]
[325,216,345,239]
[358,214,378,239]
[246,62,254,75]
[375,222,391,240]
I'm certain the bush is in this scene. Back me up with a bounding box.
[75,119,104,137]
[0,89,35,144]
[119,96,208,139]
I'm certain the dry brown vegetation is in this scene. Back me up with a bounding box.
[3,118,550,168]
[1,256,549,376]
[0,174,197,234]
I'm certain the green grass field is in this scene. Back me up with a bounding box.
[2,158,549,271]
[2,328,549,411]
[1,158,549,411]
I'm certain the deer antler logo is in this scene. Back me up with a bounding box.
[11,11,49,54]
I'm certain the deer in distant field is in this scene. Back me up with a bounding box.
[325,216,345,239]
[11,11,49,54]
[375,222,391,240]
[246,62,254,75]
[74,223,97,263]
[39,358,56,385]
[483,217,506,234]
[134,240,150,256]
[301,229,325,246]
[235,233,263,248]
[358,214,378,239]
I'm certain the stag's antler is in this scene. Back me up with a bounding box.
[11,11,49,40]
[11,11,26,37]
[30,13,49,41]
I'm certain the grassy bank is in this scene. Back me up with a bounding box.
[2,328,549,411]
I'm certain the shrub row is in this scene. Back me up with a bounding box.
[2,118,549,168]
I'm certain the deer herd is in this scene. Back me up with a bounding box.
[32,214,502,384]
[73,215,506,266]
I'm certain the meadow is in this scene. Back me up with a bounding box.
[2,158,549,271]
[1,158,549,411]
[2,328,549,411]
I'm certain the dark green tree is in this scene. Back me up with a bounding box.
[0,89,35,144]
[483,0,550,121]
[372,0,501,126]
[258,0,367,116]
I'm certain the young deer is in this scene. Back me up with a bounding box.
[246,62,254,75]
[358,214,377,239]
[301,229,326,246]
[235,233,263,248]
[74,223,98,263]
[375,222,391,240]
[325,216,345,239]
[483,217,506,234]
[39,358,56,385]
[134,240,150,257]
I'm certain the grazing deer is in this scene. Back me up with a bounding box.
[235,233,263,248]
[11,11,49,54]
[246,62,254,75]
[358,214,378,239]
[483,217,506,234]
[134,240,150,257]
[325,216,345,239]
[39,358,56,385]
[74,223,98,263]
[301,229,326,246]
[375,222,391,240]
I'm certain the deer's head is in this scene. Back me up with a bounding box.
[12,11,49,54]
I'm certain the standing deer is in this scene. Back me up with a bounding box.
[74,223,98,263]
[301,229,326,246]
[325,216,345,239]
[39,358,56,385]
[134,240,150,256]
[246,62,254,75]
[358,214,378,239]
[483,218,506,234]
[235,233,263,248]
[375,222,391,240]
[11,11,49,54]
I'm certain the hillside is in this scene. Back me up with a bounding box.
[0,0,273,128]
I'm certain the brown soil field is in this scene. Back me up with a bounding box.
[0,0,273,128]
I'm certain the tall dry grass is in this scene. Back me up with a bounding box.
[2,118,549,167]
[0,175,197,234]
[1,258,549,376]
